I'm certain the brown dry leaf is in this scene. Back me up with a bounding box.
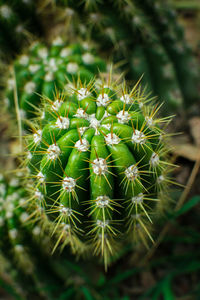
[189,117,200,146]
[171,138,200,161]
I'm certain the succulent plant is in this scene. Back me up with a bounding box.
[23,75,172,268]
[0,172,85,299]
[0,172,49,273]
[53,0,199,111]
[135,0,199,107]
[0,0,42,58]
[4,37,107,120]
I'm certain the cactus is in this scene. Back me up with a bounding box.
[0,0,42,59]
[4,37,107,120]
[0,172,49,297]
[23,75,172,268]
[53,0,199,111]
[134,0,199,107]
[0,172,92,298]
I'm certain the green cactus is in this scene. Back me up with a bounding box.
[134,0,199,107]
[53,0,198,111]
[0,173,88,298]
[0,0,42,58]
[23,75,172,268]
[4,37,107,120]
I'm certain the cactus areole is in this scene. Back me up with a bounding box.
[25,77,170,267]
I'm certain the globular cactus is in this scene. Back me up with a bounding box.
[53,0,199,111]
[0,173,82,299]
[4,37,107,120]
[0,0,42,58]
[24,76,172,268]
[0,172,52,274]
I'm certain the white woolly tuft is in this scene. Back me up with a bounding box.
[125,164,138,181]
[47,144,61,161]
[60,47,72,57]
[33,129,42,144]
[120,94,132,104]
[116,110,130,124]
[132,193,143,204]
[96,196,110,208]
[66,62,78,74]
[59,204,73,216]
[62,177,76,192]
[132,130,146,144]
[37,172,45,183]
[96,219,109,228]
[19,55,29,66]
[52,99,63,111]
[24,82,36,94]
[82,53,94,64]
[77,88,90,101]
[55,117,70,129]
[74,108,88,119]
[92,158,108,175]
[150,152,160,167]
[75,138,90,152]
[97,94,110,107]
[105,133,120,145]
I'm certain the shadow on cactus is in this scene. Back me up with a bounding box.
[22,74,174,269]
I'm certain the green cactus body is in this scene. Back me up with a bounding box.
[134,0,199,106]
[0,173,75,298]
[0,0,41,57]
[0,174,41,273]
[5,37,107,119]
[24,77,171,267]
[54,0,198,111]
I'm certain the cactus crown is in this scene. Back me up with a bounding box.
[23,75,171,268]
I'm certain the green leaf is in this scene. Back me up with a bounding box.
[59,287,75,300]
[162,278,175,300]
[81,286,94,300]
[107,267,140,285]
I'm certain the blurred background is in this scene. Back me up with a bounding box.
[0,0,200,299]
